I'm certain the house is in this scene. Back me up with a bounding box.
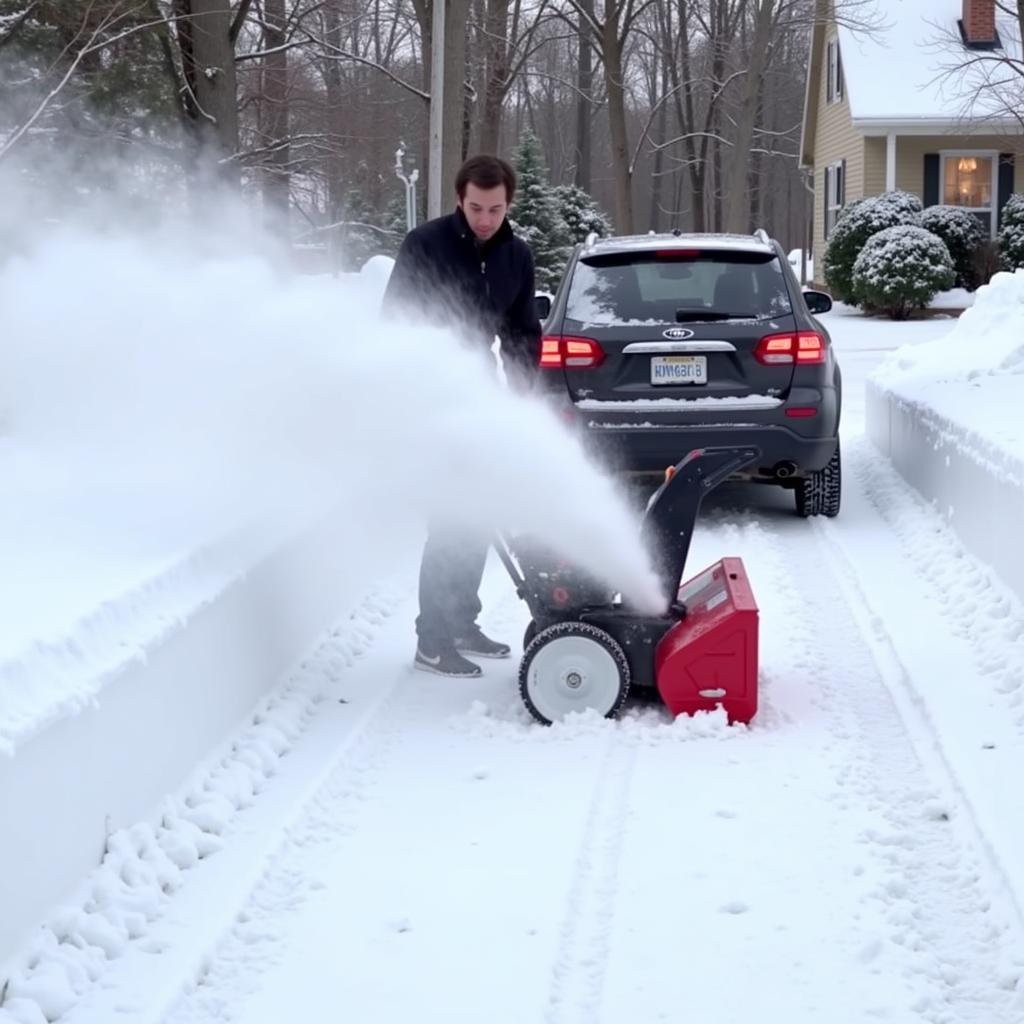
[800,0,1023,284]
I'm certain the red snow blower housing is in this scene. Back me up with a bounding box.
[494,446,760,726]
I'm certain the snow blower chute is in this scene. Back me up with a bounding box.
[494,446,760,726]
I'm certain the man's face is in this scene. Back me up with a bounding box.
[458,182,508,242]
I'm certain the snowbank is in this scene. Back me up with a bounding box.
[867,270,1024,603]
[0,496,409,965]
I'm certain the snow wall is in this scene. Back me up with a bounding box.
[867,270,1024,605]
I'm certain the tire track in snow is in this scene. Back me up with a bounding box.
[160,661,428,1024]
[767,517,1024,1022]
[542,730,638,1024]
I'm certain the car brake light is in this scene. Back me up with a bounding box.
[754,332,825,365]
[655,249,700,259]
[539,335,605,369]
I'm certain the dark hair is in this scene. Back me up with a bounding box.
[455,155,516,203]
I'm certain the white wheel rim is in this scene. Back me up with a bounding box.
[526,635,623,722]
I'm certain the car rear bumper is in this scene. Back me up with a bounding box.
[578,419,839,476]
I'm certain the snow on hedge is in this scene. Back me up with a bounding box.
[851,225,954,319]
[1000,193,1024,270]
[920,205,986,289]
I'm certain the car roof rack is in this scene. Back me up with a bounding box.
[584,231,599,248]
[753,228,771,245]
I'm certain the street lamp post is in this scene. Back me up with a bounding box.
[395,143,419,231]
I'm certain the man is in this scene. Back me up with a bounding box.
[382,154,542,678]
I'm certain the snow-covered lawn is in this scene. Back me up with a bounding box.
[2,238,1023,1024]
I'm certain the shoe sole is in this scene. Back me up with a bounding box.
[413,660,482,679]
[455,649,511,659]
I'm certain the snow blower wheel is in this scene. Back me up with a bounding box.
[519,622,630,725]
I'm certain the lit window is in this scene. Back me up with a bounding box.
[942,153,994,235]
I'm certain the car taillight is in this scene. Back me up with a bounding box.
[754,332,826,365]
[539,335,605,369]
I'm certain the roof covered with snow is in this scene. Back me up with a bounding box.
[838,0,1023,125]
[583,233,774,256]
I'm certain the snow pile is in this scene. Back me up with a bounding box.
[873,269,1024,385]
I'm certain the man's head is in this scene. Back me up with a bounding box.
[455,155,516,242]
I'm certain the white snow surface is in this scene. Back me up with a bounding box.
[2,226,1024,1023]
[871,268,1024,460]
[838,0,1023,122]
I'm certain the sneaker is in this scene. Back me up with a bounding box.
[414,641,482,678]
[454,629,511,659]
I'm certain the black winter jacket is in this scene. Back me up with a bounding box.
[381,208,542,379]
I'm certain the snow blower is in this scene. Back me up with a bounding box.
[494,446,761,726]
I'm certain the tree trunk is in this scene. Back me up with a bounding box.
[175,0,239,181]
[574,0,594,191]
[602,13,633,233]
[724,0,774,233]
[261,0,289,234]
[440,0,470,207]
[649,54,668,231]
[479,0,510,153]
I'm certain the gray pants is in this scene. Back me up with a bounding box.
[415,523,490,646]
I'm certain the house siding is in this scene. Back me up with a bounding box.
[892,135,1021,201]
[812,28,863,283]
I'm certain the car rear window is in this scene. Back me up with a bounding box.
[565,250,793,325]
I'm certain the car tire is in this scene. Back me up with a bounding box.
[795,440,841,518]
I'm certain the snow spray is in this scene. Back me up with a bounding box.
[0,226,666,613]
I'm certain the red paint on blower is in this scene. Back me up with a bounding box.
[654,557,759,724]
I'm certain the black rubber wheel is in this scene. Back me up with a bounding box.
[523,620,538,651]
[519,622,630,725]
[795,440,841,518]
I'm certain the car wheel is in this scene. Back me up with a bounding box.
[795,440,841,518]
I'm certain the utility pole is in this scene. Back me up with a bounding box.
[428,0,446,218]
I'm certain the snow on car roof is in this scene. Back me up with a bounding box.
[583,233,775,256]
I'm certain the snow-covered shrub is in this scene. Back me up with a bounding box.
[920,205,987,289]
[851,225,954,319]
[998,193,1024,270]
[824,190,922,304]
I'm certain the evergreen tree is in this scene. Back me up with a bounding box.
[553,183,613,243]
[509,130,571,291]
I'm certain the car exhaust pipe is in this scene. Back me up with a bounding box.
[773,461,798,479]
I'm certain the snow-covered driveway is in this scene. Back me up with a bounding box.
[6,309,1024,1024]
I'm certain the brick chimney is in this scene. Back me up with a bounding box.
[961,0,997,46]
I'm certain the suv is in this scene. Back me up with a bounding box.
[535,231,841,517]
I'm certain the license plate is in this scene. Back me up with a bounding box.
[651,355,707,385]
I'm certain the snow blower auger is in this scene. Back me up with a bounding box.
[493,446,761,726]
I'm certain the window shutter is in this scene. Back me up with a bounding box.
[826,42,834,102]
[824,166,832,236]
[839,159,846,205]
[836,43,843,99]
[923,153,940,206]
[998,153,1014,228]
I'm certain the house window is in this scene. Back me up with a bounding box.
[826,39,843,104]
[942,152,997,235]
[824,160,845,238]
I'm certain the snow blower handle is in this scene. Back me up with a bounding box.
[640,446,761,604]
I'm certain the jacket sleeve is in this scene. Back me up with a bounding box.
[500,246,543,383]
[381,229,427,315]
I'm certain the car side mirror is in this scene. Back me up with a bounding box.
[534,293,552,321]
[803,290,832,315]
